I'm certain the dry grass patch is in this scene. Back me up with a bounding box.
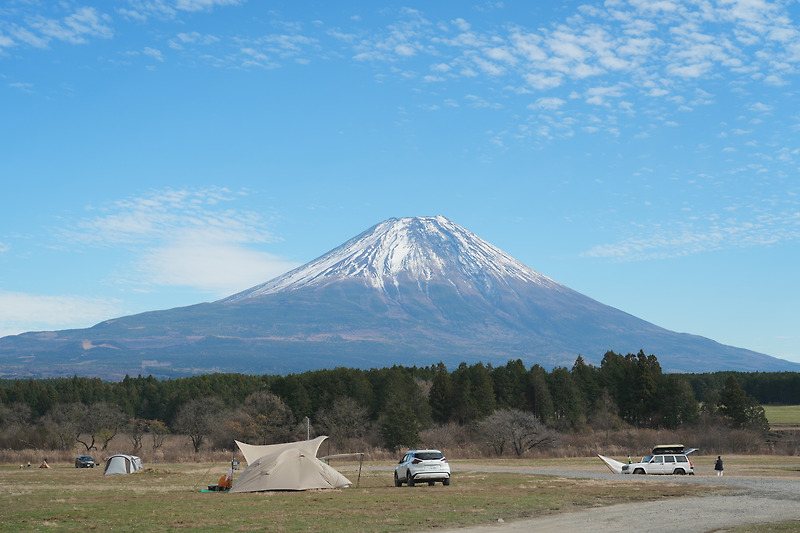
[727,520,800,532]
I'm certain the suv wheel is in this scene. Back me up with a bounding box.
[407,473,415,487]
[394,472,402,487]
[673,468,685,475]
[443,477,450,486]
[633,468,645,474]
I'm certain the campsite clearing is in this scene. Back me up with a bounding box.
[0,458,725,532]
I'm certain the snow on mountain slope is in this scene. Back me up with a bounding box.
[223,215,560,303]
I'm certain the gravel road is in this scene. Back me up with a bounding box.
[436,463,800,533]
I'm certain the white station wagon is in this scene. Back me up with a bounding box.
[621,444,697,475]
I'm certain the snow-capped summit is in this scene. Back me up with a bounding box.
[223,216,559,302]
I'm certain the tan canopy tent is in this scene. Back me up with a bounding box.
[235,435,327,466]
[230,436,351,493]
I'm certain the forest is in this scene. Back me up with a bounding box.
[0,350,796,456]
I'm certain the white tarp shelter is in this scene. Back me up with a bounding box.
[104,454,143,475]
[230,436,351,493]
[597,454,625,474]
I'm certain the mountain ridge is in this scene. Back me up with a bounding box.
[1,216,797,379]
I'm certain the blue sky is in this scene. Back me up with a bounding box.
[1,0,799,365]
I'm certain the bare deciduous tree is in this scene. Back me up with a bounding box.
[129,418,148,452]
[173,397,225,453]
[316,397,369,444]
[86,402,128,451]
[42,403,86,450]
[149,419,169,452]
[478,408,558,457]
[237,391,295,445]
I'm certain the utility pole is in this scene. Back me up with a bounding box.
[304,416,310,440]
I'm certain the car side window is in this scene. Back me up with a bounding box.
[676,456,688,463]
[653,456,663,463]
[665,456,675,463]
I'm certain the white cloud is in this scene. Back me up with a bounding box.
[137,239,300,295]
[452,18,471,32]
[485,46,516,65]
[547,31,589,63]
[749,102,773,112]
[583,211,800,262]
[117,0,243,21]
[175,0,246,12]
[524,72,562,90]
[7,26,47,49]
[395,43,416,56]
[530,97,565,110]
[169,32,221,50]
[0,32,15,49]
[58,187,298,295]
[465,94,502,109]
[471,55,505,76]
[29,7,113,45]
[510,31,547,62]
[667,61,713,78]
[143,47,164,61]
[0,291,121,338]
[585,84,625,106]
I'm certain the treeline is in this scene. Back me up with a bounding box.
[685,371,800,406]
[0,350,787,452]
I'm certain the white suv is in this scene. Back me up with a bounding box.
[395,449,451,486]
[621,444,696,475]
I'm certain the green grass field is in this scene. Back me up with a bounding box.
[763,405,800,426]
[0,460,718,532]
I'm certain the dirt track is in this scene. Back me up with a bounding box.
[437,463,800,533]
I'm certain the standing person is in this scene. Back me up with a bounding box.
[714,456,724,476]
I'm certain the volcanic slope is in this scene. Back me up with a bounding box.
[1,216,796,378]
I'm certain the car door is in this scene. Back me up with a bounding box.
[663,455,676,474]
[397,453,410,479]
[649,455,666,474]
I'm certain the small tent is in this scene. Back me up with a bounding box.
[104,454,143,475]
[230,436,351,493]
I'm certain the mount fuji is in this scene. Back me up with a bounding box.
[1,216,797,379]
